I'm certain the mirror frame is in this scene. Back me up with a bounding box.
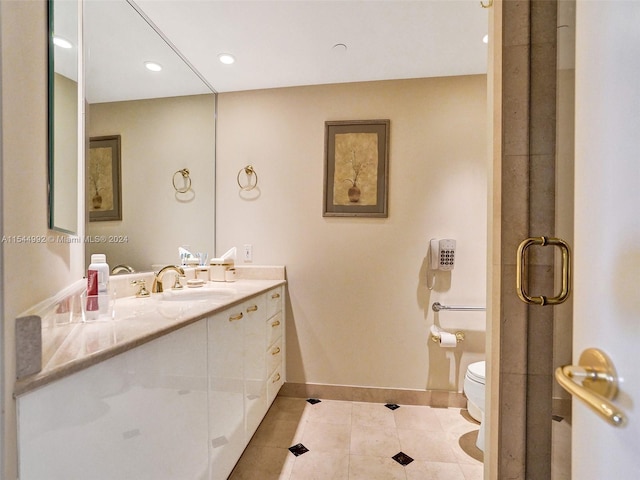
[47,0,55,230]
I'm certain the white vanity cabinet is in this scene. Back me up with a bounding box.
[17,321,210,480]
[17,284,285,480]
[266,287,285,403]
[208,287,285,480]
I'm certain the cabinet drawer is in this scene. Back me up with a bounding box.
[266,311,283,347]
[266,287,283,319]
[267,337,283,377]
[267,367,284,405]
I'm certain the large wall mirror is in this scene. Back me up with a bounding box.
[51,0,217,272]
[48,0,79,234]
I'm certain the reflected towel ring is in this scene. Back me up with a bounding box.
[480,0,493,8]
[237,165,258,191]
[173,168,192,193]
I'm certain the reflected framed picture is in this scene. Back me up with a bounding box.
[88,135,122,222]
[323,119,389,217]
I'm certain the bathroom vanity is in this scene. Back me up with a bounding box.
[15,273,285,480]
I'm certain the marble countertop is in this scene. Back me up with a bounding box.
[15,271,285,397]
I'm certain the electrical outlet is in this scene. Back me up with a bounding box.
[243,244,253,262]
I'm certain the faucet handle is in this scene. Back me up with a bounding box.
[131,279,151,298]
[172,274,185,290]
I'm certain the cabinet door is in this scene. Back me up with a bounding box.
[17,321,209,480]
[208,306,246,480]
[243,295,267,439]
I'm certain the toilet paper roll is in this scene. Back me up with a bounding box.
[438,331,458,348]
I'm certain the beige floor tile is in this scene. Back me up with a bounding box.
[397,428,458,463]
[305,399,353,425]
[234,398,490,479]
[251,416,305,449]
[405,460,466,480]
[300,421,351,453]
[350,424,401,457]
[393,405,444,432]
[459,463,484,480]
[289,451,349,480]
[449,429,484,465]
[352,401,396,428]
[433,408,478,435]
[229,444,294,480]
[266,396,309,423]
[348,454,408,480]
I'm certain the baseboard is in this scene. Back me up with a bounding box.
[279,382,467,408]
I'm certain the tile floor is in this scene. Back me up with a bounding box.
[230,397,484,480]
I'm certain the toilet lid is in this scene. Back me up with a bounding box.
[467,361,486,384]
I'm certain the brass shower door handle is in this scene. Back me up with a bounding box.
[516,236,571,305]
[555,348,627,427]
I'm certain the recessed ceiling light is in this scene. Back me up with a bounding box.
[53,35,73,49]
[218,53,236,65]
[144,61,163,72]
[482,34,489,44]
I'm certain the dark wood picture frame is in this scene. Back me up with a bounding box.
[323,119,389,217]
[88,135,122,222]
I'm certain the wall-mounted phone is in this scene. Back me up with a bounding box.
[427,238,456,290]
[430,238,456,271]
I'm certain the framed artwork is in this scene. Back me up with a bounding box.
[323,119,389,217]
[89,135,122,222]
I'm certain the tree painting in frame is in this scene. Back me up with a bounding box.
[323,120,389,217]
[89,135,122,221]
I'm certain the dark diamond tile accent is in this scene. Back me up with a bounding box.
[392,451,414,466]
[288,443,309,457]
[307,398,321,405]
[552,415,564,422]
[385,403,400,410]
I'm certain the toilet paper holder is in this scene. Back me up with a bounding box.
[429,327,465,343]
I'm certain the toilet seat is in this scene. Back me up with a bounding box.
[466,361,485,384]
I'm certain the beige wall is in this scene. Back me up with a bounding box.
[217,76,488,391]
[87,94,216,272]
[1,2,84,477]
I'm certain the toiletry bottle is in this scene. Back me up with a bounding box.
[88,254,110,314]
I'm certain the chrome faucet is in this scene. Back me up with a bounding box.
[152,265,185,293]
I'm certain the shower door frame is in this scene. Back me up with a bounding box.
[486,1,566,479]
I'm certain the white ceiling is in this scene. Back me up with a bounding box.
[132,0,489,94]
[55,1,488,102]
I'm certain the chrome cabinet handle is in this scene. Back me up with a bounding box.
[516,236,571,305]
[272,373,281,383]
[271,320,281,327]
[229,312,243,322]
[555,348,626,427]
[271,293,280,299]
[271,347,281,355]
[246,305,258,313]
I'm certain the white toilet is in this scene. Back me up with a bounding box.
[463,360,486,451]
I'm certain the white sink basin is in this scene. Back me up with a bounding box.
[160,285,237,302]
[112,285,237,321]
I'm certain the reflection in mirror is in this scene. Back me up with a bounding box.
[84,0,216,273]
[49,0,79,234]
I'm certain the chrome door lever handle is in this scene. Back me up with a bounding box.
[555,348,627,427]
